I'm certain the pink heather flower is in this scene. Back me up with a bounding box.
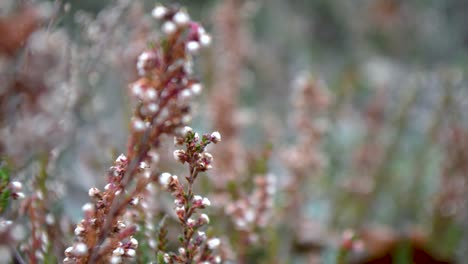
[151,5,167,19]
[207,238,221,249]
[210,131,221,143]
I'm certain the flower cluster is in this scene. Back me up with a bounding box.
[159,127,222,263]
[281,74,331,235]
[283,74,330,175]
[64,154,144,264]
[226,174,275,244]
[151,5,211,53]
[127,4,211,158]
[65,4,214,263]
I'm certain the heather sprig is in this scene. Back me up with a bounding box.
[64,3,212,264]
[159,127,222,263]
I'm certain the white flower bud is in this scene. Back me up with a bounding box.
[64,246,73,256]
[193,195,202,203]
[187,218,195,226]
[190,83,202,95]
[148,103,158,113]
[132,118,146,132]
[131,83,143,97]
[151,5,167,19]
[200,213,210,224]
[159,172,172,188]
[176,206,185,215]
[207,238,221,249]
[116,154,127,163]
[202,197,211,207]
[74,224,85,236]
[81,203,94,214]
[164,253,170,262]
[173,11,190,26]
[126,248,136,257]
[179,89,192,100]
[74,243,88,256]
[112,247,125,256]
[174,198,184,206]
[88,187,100,197]
[130,237,138,248]
[9,181,22,192]
[145,88,157,101]
[186,41,200,54]
[110,255,122,264]
[45,214,55,225]
[162,21,177,35]
[199,34,212,47]
[211,131,221,143]
[182,126,192,137]
[130,197,140,206]
[198,231,206,240]
[178,247,186,255]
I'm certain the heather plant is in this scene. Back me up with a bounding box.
[63,4,218,264]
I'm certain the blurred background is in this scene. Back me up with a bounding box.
[1,0,468,263]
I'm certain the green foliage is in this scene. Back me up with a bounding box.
[0,164,11,214]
